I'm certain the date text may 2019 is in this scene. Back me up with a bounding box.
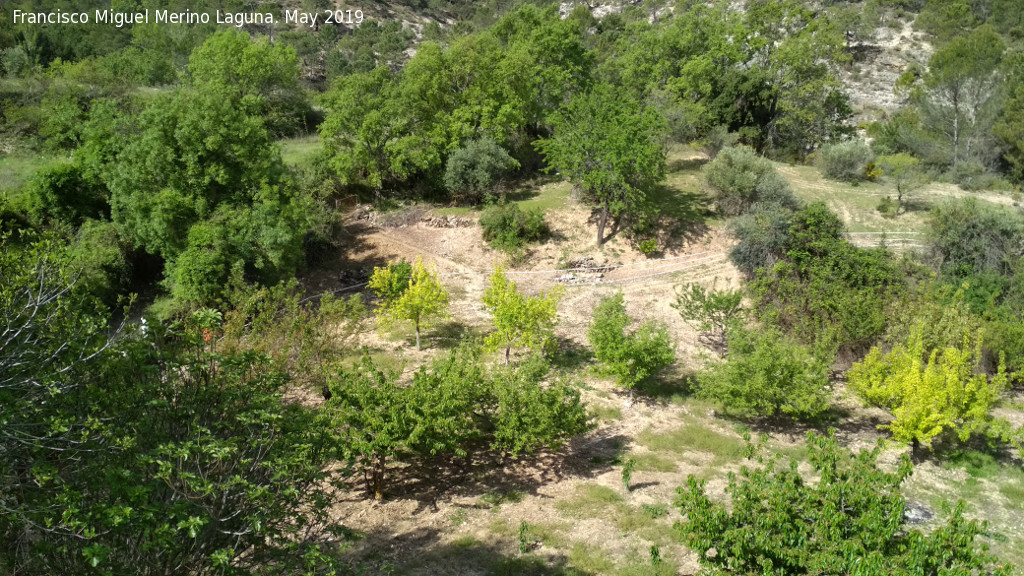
[285,9,364,28]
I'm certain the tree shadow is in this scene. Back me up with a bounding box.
[550,337,593,371]
[349,525,591,576]
[430,321,482,350]
[667,156,709,173]
[629,185,713,247]
[631,371,693,403]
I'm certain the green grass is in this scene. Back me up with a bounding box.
[480,489,524,510]
[627,452,677,473]
[590,404,622,422]
[278,135,321,169]
[637,417,747,464]
[568,543,616,573]
[555,483,676,545]
[0,151,66,196]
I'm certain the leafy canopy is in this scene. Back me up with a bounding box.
[677,431,1011,575]
[848,328,1012,450]
[372,257,449,350]
[535,84,665,245]
[482,268,562,363]
[588,292,675,388]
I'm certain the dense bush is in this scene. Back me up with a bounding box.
[703,146,798,217]
[927,198,1024,278]
[66,219,131,305]
[23,162,107,225]
[444,137,520,203]
[750,203,904,354]
[695,324,831,421]
[727,202,794,278]
[817,139,876,183]
[479,202,549,252]
[678,432,1011,575]
[588,292,675,388]
[326,349,590,500]
[848,329,1013,452]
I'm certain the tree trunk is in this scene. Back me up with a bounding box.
[596,202,609,246]
[415,322,421,350]
[505,344,511,365]
[896,183,904,215]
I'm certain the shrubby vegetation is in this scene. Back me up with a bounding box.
[702,146,798,217]
[849,329,1014,452]
[678,432,1011,575]
[479,202,549,252]
[588,292,675,388]
[695,324,831,421]
[325,348,590,500]
[817,139,877,183]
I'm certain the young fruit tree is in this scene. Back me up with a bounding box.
[534,84,665,245]
[847,328,1012,453]
[370,258,449,349]
[482,268,562,364]
[588,292,675,388]
[878,153,928,214]
[677,432,1011,575]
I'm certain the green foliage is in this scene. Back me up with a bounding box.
[588,292,675,388]
[751,203,904,353]
[702,146,798,217]
[1,246,343,574]
[374,258,449,349]
[921,25,1006,167]
[325,349,589,499]
[482,268,561,363]
[221,279,367,391]
[622,458,636,491]
[368,258,414,303]
[927,198,1024,278]
[727,202,794,278]
[878,153,928,212]
[676,431,1011,575]
[188,29,309,136]
[673,282,744,352]
[695,325,831,421]
[995,83,1024,183]
[23,162,107,225]
[444,137,520,203]
[817,139,876,183]
[848,328,1012,450]
[66,219,131,305]
[535,84,665,245]
[479,202,549,252]
[637,238,659,257]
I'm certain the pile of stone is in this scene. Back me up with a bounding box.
[421,215,475,228]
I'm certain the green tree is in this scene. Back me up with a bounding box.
[878,153,928,214]
[677,431,1011,575]
[994,83,1024,183]
[672,282,744,352]
[588,292,675,388]
[0,241,342,574]
[921,25,1005,166]
[374,258,449,350]
[535,85,665,245]
[848,328,1011,452]
[482,268,562,364]
[443,137,520,204]
[188,29,307,136]
[695,324,831,421]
